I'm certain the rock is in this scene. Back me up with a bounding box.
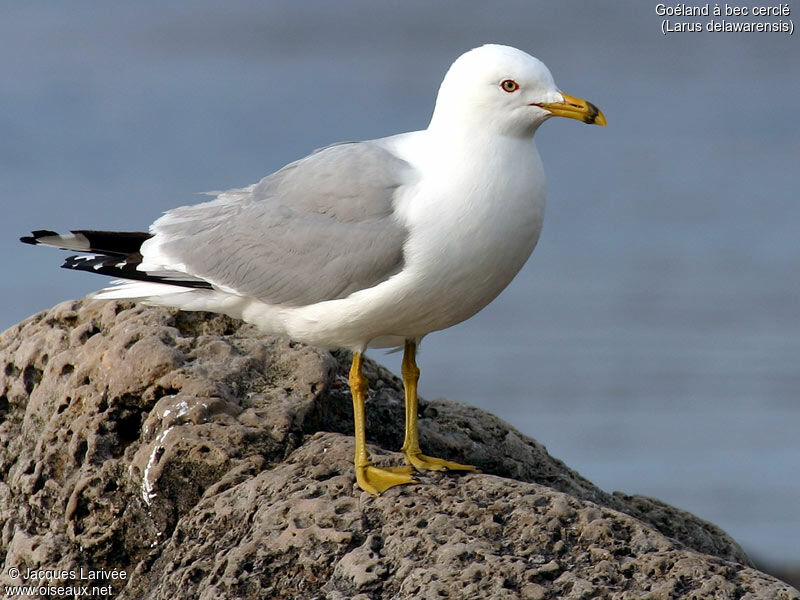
[0,298,797,599]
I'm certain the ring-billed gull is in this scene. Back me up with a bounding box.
[21,44,605,495]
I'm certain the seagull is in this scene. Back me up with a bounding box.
[21,44,605,495]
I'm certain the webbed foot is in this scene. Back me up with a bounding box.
[356,464,416,495]
[403,450,478,472]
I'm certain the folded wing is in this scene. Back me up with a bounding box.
[23,141,415,308]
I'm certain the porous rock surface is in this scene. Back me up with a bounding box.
[0,299,797,599]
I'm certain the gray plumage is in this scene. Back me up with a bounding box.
[147,141,414,306]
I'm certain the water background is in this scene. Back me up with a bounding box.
[1,1,798,567]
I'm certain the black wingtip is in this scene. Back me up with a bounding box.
[61,253,214,290]
[20,230,59,245]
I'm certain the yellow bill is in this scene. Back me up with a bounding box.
[534,92,606,126]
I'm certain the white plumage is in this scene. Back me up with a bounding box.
[93,45,583,351]
[22,44,605,494]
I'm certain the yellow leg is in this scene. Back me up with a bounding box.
[349,352,415,495]
[400,340,477,472]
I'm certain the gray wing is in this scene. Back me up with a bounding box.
[147,141,414,306]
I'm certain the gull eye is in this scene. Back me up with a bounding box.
[500,79,519,93]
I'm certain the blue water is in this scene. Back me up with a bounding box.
[1,1,798,566]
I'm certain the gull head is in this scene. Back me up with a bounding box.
[429,44,606,137]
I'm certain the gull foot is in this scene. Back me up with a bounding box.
[403,450,479,472]
[356,465,416,495]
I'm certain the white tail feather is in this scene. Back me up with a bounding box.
[91,280,187,300]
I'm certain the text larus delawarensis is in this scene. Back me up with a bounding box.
[21,44,605,495]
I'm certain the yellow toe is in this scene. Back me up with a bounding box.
[403,450,478,472]
[356,464,416,495]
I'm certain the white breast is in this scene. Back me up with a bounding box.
[261,130,546,350]
[394,131,546,332]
